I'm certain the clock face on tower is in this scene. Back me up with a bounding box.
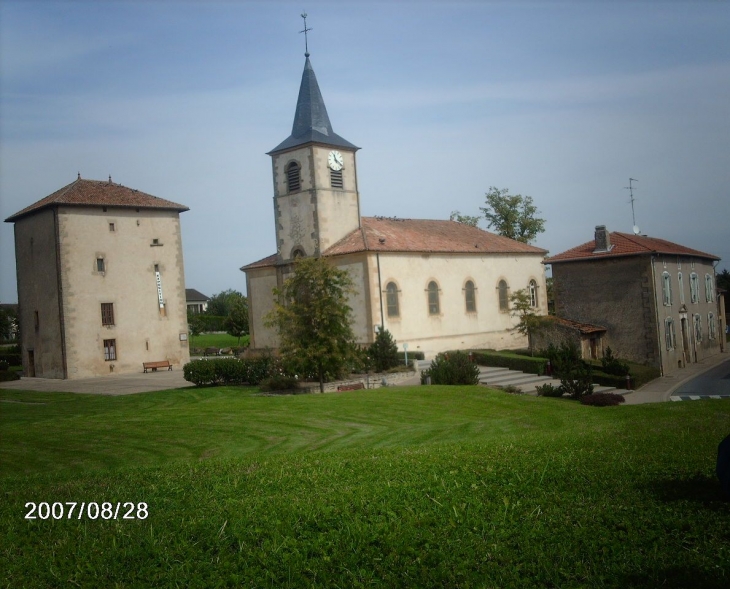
[328,150,344,171]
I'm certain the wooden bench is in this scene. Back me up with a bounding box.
[143,360,172,373]
[204,347,220,357]
[337,382,365,392]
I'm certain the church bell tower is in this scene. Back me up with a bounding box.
[267,44,361,262]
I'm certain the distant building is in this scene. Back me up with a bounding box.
[186,289,210,314]
[5,177,190,378]
[241,54,548,357]
[545,225,724,375]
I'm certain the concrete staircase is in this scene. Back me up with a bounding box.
[478,366,631,396]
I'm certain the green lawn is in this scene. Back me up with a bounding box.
[1,385,729,588]
[189,332,249,351]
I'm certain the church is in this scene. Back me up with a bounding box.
[241,52,548,358]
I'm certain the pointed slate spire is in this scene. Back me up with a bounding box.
[268,56,358,154]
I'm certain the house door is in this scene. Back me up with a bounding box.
[589,337,598,360]
[27,350,35,377]
[680,318,690,365]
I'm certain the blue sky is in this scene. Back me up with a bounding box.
[1,0,729,303]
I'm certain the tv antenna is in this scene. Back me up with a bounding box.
[624,178,639,234]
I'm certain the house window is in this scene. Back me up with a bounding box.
[386,282,400,317]
[330,169,343,189]
[464,280,477,313]
[662,272,672,306]
[97,258,105,273]
[677,272,685,304]
[693,313,702,342]
[664,317,676,351]
[109,223,115,232]
[286,161,301,193]
[528,280,538,308]
[151,238,162,247]
[689,273,699,304]
[427,281,440,315]
[498,280,509,312]
[708,313,717,340]
[705,274,714,302]
[34,310,39,329]
[103,339,117,361]
[101,303,115,326]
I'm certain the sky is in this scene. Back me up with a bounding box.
[1,0,729,304]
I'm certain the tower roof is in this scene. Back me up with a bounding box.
[268,56,358,154]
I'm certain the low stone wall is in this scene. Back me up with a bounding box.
[312,370,418,393]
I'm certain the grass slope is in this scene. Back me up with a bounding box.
[1,385,729,588]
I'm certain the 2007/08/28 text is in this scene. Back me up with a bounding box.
[25,502,148,520]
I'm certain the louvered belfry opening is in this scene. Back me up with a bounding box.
[286,162,301,192]
[330,169,343,189]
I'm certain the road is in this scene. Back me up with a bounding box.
[672,357,730,400]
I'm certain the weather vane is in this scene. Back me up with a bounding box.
[300,12,312,57]
[624,178,639,234]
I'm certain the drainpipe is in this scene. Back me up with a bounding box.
[650,255,664,376]
[376,252,384,331]
[53,208,68,378]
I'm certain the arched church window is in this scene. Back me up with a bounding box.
[498,280,509,311]
[464,280,476,313]
[386,282,399,317]
[427,281,440,315]
[286,161,301,193]
[529,280,538,307]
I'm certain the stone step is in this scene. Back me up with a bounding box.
[480,373,554,387]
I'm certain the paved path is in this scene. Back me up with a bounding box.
[670,357,730,401]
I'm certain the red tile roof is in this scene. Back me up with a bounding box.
[545,232,719,264]
[326,217,547,256]
[240,217,546,271]
[547,316,607,334]
[5,178,189,222]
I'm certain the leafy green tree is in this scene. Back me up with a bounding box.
[187,311,203,338]
[369,327,399,372]
[449,211,480,227]
[0,307,17,342]
[509,288,546,356]
[265,257,358,393]
[206,289,245,317]
[717,269,730,314]
[480,187,546,244]
[225,296,249,344]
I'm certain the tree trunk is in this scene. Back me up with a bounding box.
[318,364,324,393]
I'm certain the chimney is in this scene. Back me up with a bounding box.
[593,225,611,253]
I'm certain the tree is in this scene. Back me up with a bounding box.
[368,327,399,372]
[509,288,546,356]
[718,269,730,314]
[449,211,480,227]
[0,307,17,342]
[265,257,358,393]
[206,289,245,317]
[480,187,546,244]
[225,296,249,345]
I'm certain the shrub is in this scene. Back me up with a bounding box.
[545,342,593,399]
[259,375,300,392]
[397,350,425,362]
[0,371,20,382]
[0,360,8,371]
[183,356,281,387]
[368,328,399,372]
[0,352,22,366]
[580,393,626,407]
[535,383,564,397]
[469,350,547,375]
[600,347,630,376]
[421,351,480,385]
[500,384,524,395]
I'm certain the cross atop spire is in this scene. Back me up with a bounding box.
[300,12,312,57]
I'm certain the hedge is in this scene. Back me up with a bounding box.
[0,352,21,366]
[183,357,279,386]
[589,363,660,390]
[468,350,548,376]
[397,351,425,362]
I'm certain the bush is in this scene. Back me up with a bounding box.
[397,350,425,362]
[469,350,547,375]
[259,375,300,392]
[183,356,281,386]
[535,383,564,397]
[368,328,399,372]
[545,342,594,399]
[0,352,22,366]
[500,384,524,395]
[421,351,480,385]
[580,393,626,407]
[600,347,630,376]
[0,371,20,382]
[0,360,8,371]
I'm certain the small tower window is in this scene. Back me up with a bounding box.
[529,280,538,308]
[330,169,343,189]
[97,257,105,273]
[286,161,301,193]
[386,282,400,317]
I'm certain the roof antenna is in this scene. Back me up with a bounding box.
[109,175,112,184]
[624,178,639,234]
[300,12,312,57]
[77,172,81,180]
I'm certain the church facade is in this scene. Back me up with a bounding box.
[242,55,548,358]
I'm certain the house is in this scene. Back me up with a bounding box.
[186,289,210,314]
[531,316,607,360]
[545,225,724,375]
[241,53,548,357]
[4,176,190,378]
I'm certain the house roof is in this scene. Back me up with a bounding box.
[185,289,210,302]
[5,177,189,222]
[545,231,720,264]
[546,316,607,335]
[268,56,358,154]
[240,217,546,271]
